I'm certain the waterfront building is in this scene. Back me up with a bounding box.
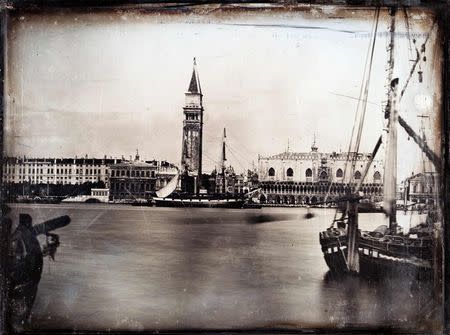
[397,182,406,201]
[152,160,179,190]
[2,155,121,186]
[404,172,438,205]
[233,170,259,194]
[246,169,260,192]
[209,167,259,195]
[257,141,383,205]
[61,188,110,203]
[213,166,237,194]
[3,153,177,200]
[180,58,204,194]
[109,152,177,200]
[91,188,110,200]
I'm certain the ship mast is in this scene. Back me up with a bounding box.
[383,7,399,234]
[345,7,380,274]
[221,128,227,194]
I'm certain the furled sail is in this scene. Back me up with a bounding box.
[156,171,179,198]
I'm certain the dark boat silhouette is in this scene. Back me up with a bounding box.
[318,7,439,281]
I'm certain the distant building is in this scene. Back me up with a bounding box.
[397,182,405,201]
[233,169,259,194]
[210,167,259,195]
[212,166,232,194]
[109,152,177,200]
[152,160,178,190]
[257,141,383,205]
[404,172,438,205]
[246,169,259,191]
[61,188,110,203]
[90,188,110,201]
[2,155,121,186]
[3,153,177,200]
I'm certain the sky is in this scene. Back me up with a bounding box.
[5,6,441,182]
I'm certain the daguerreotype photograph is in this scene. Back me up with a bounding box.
[0,1,448,334]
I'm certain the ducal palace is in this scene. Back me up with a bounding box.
[257,141,383,205]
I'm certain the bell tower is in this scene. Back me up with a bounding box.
[181,58,203,194]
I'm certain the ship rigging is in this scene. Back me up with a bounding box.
[318,7,441,280]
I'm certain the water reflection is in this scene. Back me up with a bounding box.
[7,204,439,332]
[320,270,436,330]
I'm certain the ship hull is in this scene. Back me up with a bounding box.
[153,197,245,208]
[358,253,432,280]
[320,231,432,280]
[322,250,432,280]
[322,247,349,275]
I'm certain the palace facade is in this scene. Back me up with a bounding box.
[258,142,383,205]
[98,153,178,200]
[2,155,120,185]
[109,157,156,200]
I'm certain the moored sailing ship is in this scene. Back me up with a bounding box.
[153,126,247,208]
[319,7,440,280]
[153,194,246,208]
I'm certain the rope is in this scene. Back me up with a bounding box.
[351,7,380,172]
[330,8,380,225]
[225,143,248,172]
[403,7,414,63]
[343,8,379,185]
[202,150,221,166]
[226,130,259,158]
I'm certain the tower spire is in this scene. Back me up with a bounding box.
[311,133,318,152]
[188,57,202,94]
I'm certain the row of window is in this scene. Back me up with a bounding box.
[92,190,109,196]
[4,175,100,180]
[111,182,151,191]
[186,114,200,121]
[111,169,156,178]
[262,184,382,194]
[5,163,104,169]
[268,167,381,180]
[6,168,105,175]
[411,184,433,193]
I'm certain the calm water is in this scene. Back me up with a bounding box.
[8,204,439,332]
